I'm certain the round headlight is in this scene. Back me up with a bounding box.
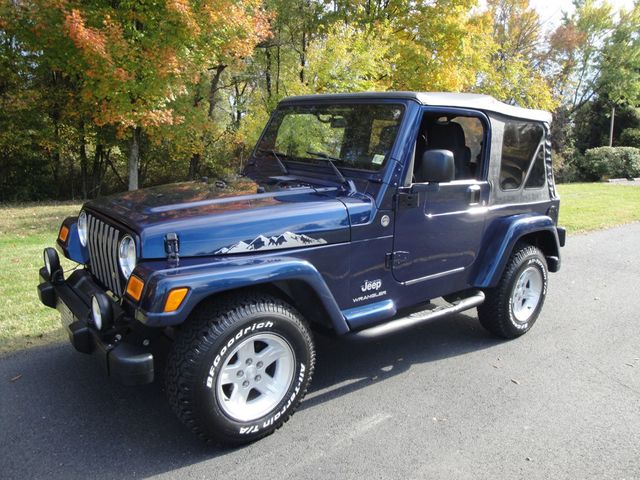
[118,235,137,279]
[91,296,103,330]
[78,211,88,247]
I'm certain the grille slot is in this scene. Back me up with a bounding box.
[87,214,122,295]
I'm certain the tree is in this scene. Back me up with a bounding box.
[541,1,613,158]
[9,0,270,190]
[597,3,640,145]
[304,23,394,93]
[3,0,640,198]
[546,0,613,111]
[479,0,555,110]
[389,0,493,93]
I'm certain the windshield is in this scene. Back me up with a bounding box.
[254,103,405,172]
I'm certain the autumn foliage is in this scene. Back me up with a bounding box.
[0,0,639,199]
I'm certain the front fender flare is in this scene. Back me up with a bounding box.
[472,214,560,288]
[56,216,89,264]
[133,256,350,334]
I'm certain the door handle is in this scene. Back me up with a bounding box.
[466,185,481,205]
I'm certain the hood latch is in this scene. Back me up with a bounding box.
[164,232,180,268]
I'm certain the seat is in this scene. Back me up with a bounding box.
[373,125,398,155]
[425,122,472,180]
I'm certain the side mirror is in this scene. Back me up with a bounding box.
[417,149,455,183]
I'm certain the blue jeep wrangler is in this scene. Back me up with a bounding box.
[38,92,565,445]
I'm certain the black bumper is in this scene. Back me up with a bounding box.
[38,268,154,386]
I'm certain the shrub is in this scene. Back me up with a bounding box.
[580,147,640,180]
[620,128,640,149]
[554,153,584,183]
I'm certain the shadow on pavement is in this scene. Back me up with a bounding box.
[303,312,500,409]
[0,312,500,479]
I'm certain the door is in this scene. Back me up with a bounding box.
[391,109,489,284]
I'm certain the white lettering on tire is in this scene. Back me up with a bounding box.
[240,362,307,434]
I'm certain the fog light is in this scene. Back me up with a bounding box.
[43,247,60,280]
[91,293,113,331]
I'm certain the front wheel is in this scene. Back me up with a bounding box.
[165,293,315,445]
[478,243,548,338]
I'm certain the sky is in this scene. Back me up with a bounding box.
[530,0,636,30]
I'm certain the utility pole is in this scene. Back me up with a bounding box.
[609,105,615,147]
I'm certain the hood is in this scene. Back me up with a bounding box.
[85,178,352,258]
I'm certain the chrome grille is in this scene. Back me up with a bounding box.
[87,214,123,295]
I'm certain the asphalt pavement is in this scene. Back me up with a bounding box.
[1,223,639,480]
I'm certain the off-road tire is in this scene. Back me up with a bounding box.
[478,243,548,339]
[165,293,315,445]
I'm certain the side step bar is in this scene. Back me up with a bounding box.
[347,290,485,340]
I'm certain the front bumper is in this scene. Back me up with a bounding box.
[37,267,154,385]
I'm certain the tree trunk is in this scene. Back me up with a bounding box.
[51,122,61,198]
[300,29,306,83]
[189,84,203,180]
[208,64,226,120]
[276,33,281,95]
[299,1,309,83]
[265,47,272,99]
[91,144,104,196]
[49,70,63,199]
[188,153,201,179]
[128,126,140,191]
[609,106,615,147]
[79,121,88,199]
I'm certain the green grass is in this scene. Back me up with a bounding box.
[557,183,640,233]
[0,183,639,355]
[0,202,82,354]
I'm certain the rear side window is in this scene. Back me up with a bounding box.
[500,121,544,190]
[525,146,546,188]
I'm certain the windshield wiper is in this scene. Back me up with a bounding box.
[256,148,289,175]
[306,151,347,185]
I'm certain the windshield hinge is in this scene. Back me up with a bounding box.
[395,192,419,209]
[343,179,357,194]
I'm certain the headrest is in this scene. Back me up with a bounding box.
[377,125,398,145]
[426,122,466,149]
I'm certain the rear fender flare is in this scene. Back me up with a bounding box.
[472,214,560,288]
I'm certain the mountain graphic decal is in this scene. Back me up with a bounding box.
[215,232,327,255]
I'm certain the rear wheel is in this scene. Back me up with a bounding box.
[478,243,548,338]
[165,293,315,445]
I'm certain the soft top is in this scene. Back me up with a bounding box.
[279,92,552,123]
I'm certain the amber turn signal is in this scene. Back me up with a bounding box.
[126,275,145,301]
[164,288,189,312]
[58,225,69,243]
